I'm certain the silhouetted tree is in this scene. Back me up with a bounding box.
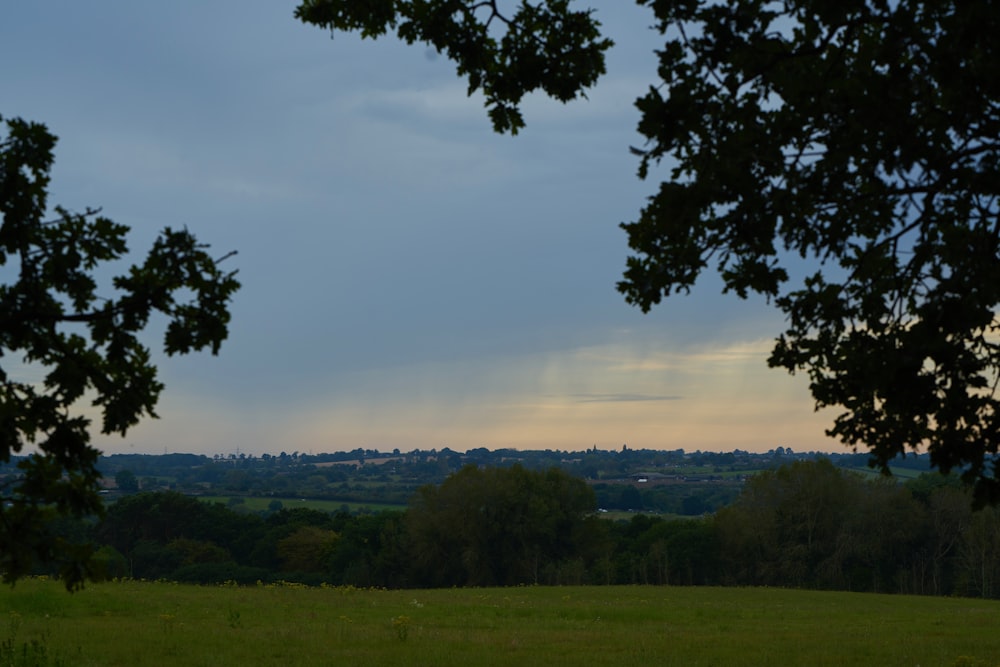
[298,0,1000,501]
[1,116,238,588]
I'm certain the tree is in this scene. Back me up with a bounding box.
[406,464,596,586]
[298,1,1000,502]
[267,499,285,513]
[957,504,1000,597]
[115,469,140,494]
[296,0,613,135]
[907,475,970,595]
[0,116,239,588]
[326,511,410,587]
[715,459,857,587]
[276,526,339,573]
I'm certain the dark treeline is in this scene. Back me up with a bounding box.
[55,460,1000,598]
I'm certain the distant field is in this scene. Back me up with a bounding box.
[596,510,692,521]
[841,466,927,481]
[195,495,406,514]
[4,578,999,666]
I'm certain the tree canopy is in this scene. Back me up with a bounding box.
[295,0,613,135]
[406,464,597,586]
[298,1,1000,503]
[0,116,239,587]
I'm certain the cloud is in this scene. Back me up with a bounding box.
[101,330,836,456]
[569,393,684,403]
[8,1,844,459]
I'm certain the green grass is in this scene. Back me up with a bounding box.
[841,466,927,481]
[597,510,692,521]
[3,579,1000,666]
[195,495,406,514]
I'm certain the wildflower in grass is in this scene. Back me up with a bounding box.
[5,611,22,642]
[392,615,411,641]
[159,614,176,634]
[337,615,354,641]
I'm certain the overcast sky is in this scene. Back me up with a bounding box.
[1,1,842,456]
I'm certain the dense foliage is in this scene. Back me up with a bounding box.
[620,1,1000,505]
[297,0,1000,500]
[0,116,239,588]
[406,464,599,586]
[25,461,1000,599]
[295,0,613,134]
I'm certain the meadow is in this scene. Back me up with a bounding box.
[2,579,999,666]
[195,495,406,514]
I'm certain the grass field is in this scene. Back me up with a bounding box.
[195,495,406,514]
[3,579,999,666]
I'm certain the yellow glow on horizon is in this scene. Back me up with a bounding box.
[276,336,839,454]
[95,335,842,456]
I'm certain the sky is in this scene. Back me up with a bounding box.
[1,1,843,457]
